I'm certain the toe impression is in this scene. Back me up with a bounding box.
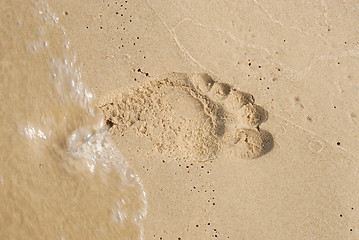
[233,129,272,159]
[224,89,255,112]
[190,73,215,93]
[209,82,231,101]
[238,103,263,128]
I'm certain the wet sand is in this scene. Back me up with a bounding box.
[1,1,145,239]
[2,0,359,239]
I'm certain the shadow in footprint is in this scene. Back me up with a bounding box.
[259,129,274,157]
[256,105,269,124]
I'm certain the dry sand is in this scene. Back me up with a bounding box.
[2,0,359,239]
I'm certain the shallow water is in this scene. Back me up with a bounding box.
[0,1,146,239]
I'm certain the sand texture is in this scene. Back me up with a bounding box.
[2,0,359,239]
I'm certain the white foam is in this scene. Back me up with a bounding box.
[23,124,48,140]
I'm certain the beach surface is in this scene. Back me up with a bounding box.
[1,0,359,239]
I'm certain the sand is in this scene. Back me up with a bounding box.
[98,72,271,161]
[2,0,359,239]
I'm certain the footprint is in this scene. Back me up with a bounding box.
[98,72,272,160]
[189,73,272,159]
